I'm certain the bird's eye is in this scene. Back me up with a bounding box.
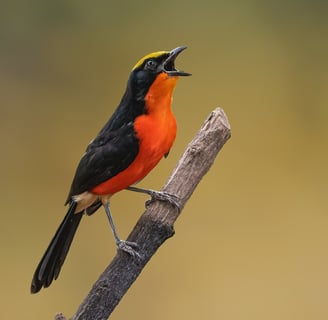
[145,59,157,71]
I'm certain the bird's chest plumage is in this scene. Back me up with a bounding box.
[133,75,178,174]
[134,104,177,171]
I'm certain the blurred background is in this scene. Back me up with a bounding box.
[1,0,328,319]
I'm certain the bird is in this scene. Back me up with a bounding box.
[31,46,190,294]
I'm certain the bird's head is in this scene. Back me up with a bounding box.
[128,46,191,101]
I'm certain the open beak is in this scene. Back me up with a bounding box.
[162,46,191,77]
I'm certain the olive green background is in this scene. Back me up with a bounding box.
[1,1,328,319]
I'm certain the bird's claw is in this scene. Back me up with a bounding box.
[116,240,141,258]
[145,191,182,212]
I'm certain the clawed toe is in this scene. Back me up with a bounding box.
[126,186,182,211]
[146,191,182,211]
[116,240,141,258]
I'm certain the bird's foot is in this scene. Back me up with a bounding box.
[116,240,141,258]
[145,190,182,212]
[126,186,182,211]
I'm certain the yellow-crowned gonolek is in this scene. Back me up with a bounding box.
[31,46,190,294]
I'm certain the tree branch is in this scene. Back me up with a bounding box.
[58,107,231,320]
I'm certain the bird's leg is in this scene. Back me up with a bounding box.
[102,199,140,257]
[126,186,182,212]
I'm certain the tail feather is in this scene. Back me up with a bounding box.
[31,201,83,293]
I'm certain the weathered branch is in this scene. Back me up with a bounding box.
[57,107,231,320]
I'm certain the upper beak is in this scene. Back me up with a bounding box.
[162,46,191,77]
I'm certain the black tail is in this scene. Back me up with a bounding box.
[31,201,83,294]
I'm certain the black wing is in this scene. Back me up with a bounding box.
[66,121,139,201]
[65,75,148,202]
